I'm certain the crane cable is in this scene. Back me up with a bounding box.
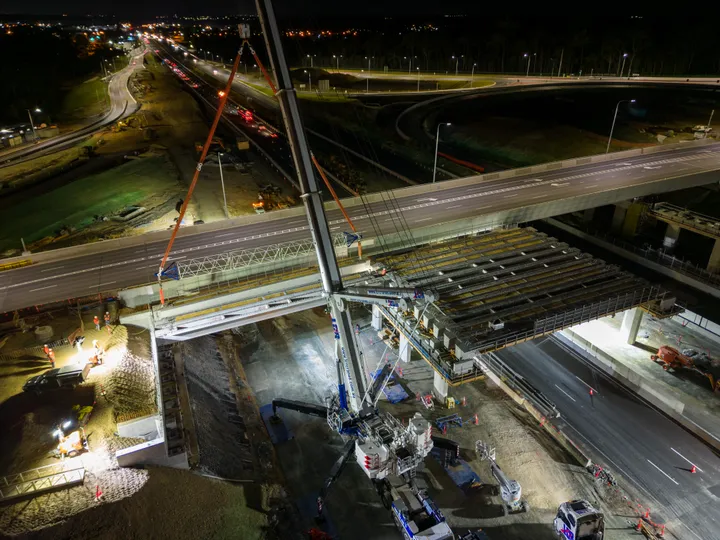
[156,48,243,306]
[249,42,362,256]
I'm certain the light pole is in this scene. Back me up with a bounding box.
[433,122,451,183]
[218,152,229,219]
[307,54,314,68]
[304,69,311,90]
[471,63,476,87]
[452,56,459,76]
[606,99,636,153]
[26,108,40,141]
[333,54,341,70]
[417,67,420,91]
[619,53,628,78]
[524,53,530,76]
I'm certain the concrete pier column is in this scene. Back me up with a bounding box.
[663,223,681,251]
[619,307,643,345]
[371,304,383,331]
[611,203,629,234]
[398,333,411,363]
[433,371,449,401]
[707,238,720,273]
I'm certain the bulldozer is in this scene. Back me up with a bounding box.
[195,137,225,154]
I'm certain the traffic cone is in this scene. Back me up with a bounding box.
[635,519,643,531]
[690,464,696,474]
[473,413,479,425]
[95,485,103,502]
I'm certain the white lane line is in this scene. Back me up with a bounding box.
[554,384,577,402]
[671,448,704,472]
[504,194,518,199]
[215,232,235,237]
[172,256,187,260]
[90,281,117,289]
[646,459,679,485]
[415,218,432,222]
[447,205,463,209]
[29,285,57,292]
[584,184,598,189]
[330,226,340,230]
[40,266,64,272]
[574,376,599,395]
[531,195,546,200]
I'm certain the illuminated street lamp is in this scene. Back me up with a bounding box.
[304,69,311,90]
[619,53,629,78]
[417,67,421,91]
[524,53,531,76]
[433,122,452,183]
[218,90,226,97]
[471,63,476,87]
[333,54,342,70]
[306,54,314,68]
[452,55,459,76]
[606,99,636,153]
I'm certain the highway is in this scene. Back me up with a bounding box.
[0,47,146,167]
[1,141,720,313]
[497,338,720,540]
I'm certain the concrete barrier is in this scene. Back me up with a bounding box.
[115,438,188,468]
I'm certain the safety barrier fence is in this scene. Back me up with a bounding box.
[469,286,667,353]
[0,462,85,503]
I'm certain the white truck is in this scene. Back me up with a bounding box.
[554,500,605,540]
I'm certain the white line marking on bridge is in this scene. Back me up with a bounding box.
[504,194,518,199]
[447,205,463,209]
[415,218,433,222]
[584,184,598,189]
[646,459,679,485]
[29,285,57,292]
[90,281,117,289]
[554,384,577,402]
[215,232,235,237]
[670,448,703,472]
[40,266,64,272]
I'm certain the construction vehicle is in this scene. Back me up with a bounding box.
[554,499,605,540]
[476,441,528,515]
[651,345,720,392]
[195,136,224,154]
[52,420,89,459]
[23,364,91,395]
[252,184,290,213]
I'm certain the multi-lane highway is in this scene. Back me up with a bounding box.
[0,48,146,167]
[1,141,720,313]
[498,338,720,540]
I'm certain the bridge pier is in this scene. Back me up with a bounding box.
[620,307,644,345]
[582,208,595,223]
[433,371,449,401]
[398,333,411,363]
[371,304,383,331]
[708,239,720,273]
[663,223,682,252]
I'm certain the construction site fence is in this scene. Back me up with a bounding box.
[0,462,85,503]
[470,286,666,353]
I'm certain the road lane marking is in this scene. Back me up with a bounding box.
[671,448,703,472]
[531,195,546,200]
[40,266,64,272]
[646,459,679,485]
[554,384,577,402]
[215,232,235,237]
[29,285,57,292]
[504,194,518,199]
[574,376,599,395]
[584,184,598,189]
[447,205,463,209]
[414,218,432,222]
[90,281,117,289]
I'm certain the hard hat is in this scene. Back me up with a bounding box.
[92,340,98,346]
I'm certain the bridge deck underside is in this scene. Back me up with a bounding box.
[649,202,720,240]
[378,227,668,355]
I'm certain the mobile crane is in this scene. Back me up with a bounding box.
[253,1,454,537]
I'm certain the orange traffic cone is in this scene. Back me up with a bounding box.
[690,464,697,474]
[635,519,643,531]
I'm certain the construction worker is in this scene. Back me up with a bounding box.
[43,344,50,358]
[104,312,112,333]
[91,340,104,365]
[48,348,56,369]
[93,315,100,331]
[74,335,85,353]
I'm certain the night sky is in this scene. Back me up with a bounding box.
[0,0,461,17]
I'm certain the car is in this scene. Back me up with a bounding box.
[23,364,91,395]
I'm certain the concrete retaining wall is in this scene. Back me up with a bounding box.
[117,414,160,440]
[115,438,188,468]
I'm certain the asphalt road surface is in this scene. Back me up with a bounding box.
[497,338,720,540]
[0,47,146,167]
[1,142,720,313]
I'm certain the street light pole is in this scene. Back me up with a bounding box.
[218,152,229,219]
[455,56,459,76]
[433,122,451,183]
[524,53,530,76]
[619,53,628,78]
[606,99,635,153]
[26,109,38,141]
[471,63,476,87]
[417,67,420,91]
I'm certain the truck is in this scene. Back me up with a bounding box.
[23,364,91,395]
[554,500,604,540]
